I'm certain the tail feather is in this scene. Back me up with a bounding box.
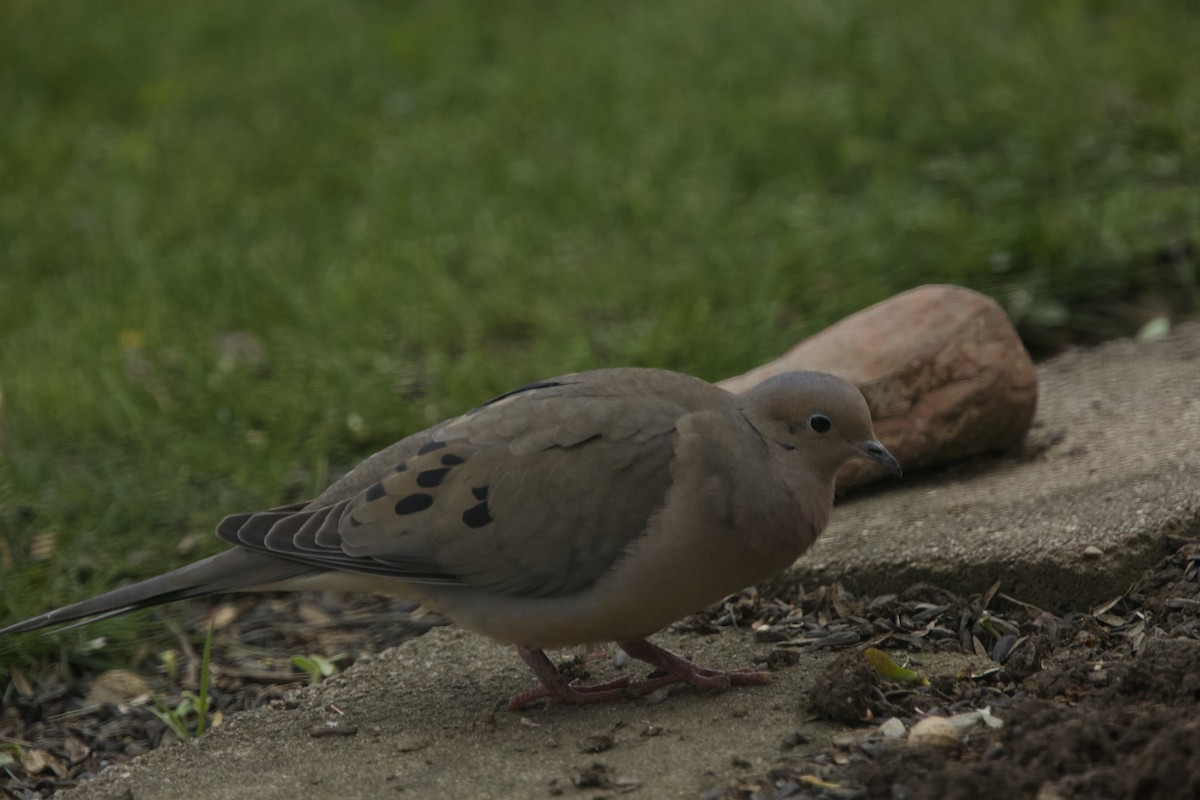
[0,549,317,635]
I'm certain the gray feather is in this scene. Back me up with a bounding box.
[0,549,315,635]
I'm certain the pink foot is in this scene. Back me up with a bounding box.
[507,640,772,710]
[618,638,772,695]
[507,646,633,711]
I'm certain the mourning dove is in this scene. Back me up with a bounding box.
[1,368,899,709]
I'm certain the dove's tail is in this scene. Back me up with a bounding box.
[0,549,316,635]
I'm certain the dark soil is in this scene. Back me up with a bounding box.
[735,536,1200,800]
[4,537,1200,800]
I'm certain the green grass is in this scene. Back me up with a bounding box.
[1,0,1198,669]
[148,622,214,739]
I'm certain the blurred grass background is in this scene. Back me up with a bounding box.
[1,0,1198,669]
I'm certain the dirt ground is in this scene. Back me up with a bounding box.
[825,541,1200,800]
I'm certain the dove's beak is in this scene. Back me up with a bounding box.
[859,440,902,478]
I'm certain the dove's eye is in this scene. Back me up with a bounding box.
[808,414,832,434]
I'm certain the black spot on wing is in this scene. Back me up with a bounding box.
[394,461,408,472]
[440,453,465,466]
[417,440,447,455]
[365,482,386,502]
[417,468,450,488]
[471,485,489,501]
[568,433,602,449]
[470,379,572,412]
[462,501,493,529]
[394,493,434,515]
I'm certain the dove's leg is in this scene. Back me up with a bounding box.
[617,638,773,693]
[507,646,633,711]
[506,640,772,710]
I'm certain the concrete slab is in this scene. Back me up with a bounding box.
[65,626,994,800]
[799,320,1200,606]
[60,628,859,800]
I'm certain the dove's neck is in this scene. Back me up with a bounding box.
[734,407,837,543]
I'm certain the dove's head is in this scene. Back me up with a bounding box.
[738,371,901,481]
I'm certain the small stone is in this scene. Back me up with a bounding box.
[20,748,68,778]
[86,670,150,706]
[578,734,613,754]
[572,763,611,789]
[309,721,358,738]
[208,603,240,629]
[29,531,57,562]
[908,716,958,749]
[832,729,874,749]
[215,330,266,371]
[394,735,429,752]
[642,687,670,706]
[1083,545,1103,559]
[780,730,810,749]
